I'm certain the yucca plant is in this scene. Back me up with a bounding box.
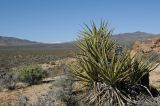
[130,54,158,85]
[70,21,159,106]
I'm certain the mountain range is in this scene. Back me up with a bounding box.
[0,36,38,46]
[0,31,159,47]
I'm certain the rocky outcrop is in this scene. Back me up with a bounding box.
[132,37,160,55]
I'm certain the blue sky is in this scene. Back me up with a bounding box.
[0,0,160,43]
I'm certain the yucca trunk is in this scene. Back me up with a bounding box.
[140,73,159,97]
[140,73,149,88]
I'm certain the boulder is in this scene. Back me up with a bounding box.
[15,82,29,89]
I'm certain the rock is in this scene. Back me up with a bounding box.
[54,100,67,106]
[153,38,160,44]
[132,37,160,54]
[15,82,29,89]
[54,75,68,80]
[2,88,9,92]
[49,61,56,65]
[42,78,55,83]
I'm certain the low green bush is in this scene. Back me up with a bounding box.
[52,75,73,103]
[12,64,47,84]
[34,75,76,106]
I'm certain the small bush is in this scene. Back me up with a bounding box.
[0,69,16,90]
[52,75,73,102]
[35,93,55,106]
[12,64,47,84]
[14,96,30,106]
[135,95,160,106]
[34,75,76,106]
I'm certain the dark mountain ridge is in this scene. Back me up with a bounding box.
[0,36,39,46]
[0,31,159,47]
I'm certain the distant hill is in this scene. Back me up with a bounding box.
[0,32,159,47]
[113,31,160,48]
[0,36,38,46]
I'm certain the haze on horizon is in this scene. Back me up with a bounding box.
[0,0,160,43]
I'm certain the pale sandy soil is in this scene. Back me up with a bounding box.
[0,83,51,104]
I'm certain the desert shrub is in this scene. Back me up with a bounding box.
[34,75,76,106]
[14,96,30,106]
[70,21,159,106]
[51,75,74,104]
[135,95,160,106]
[0,69,16,90]
[12,64,47,84]
[35,93,55,106]
[53,77,72,102]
